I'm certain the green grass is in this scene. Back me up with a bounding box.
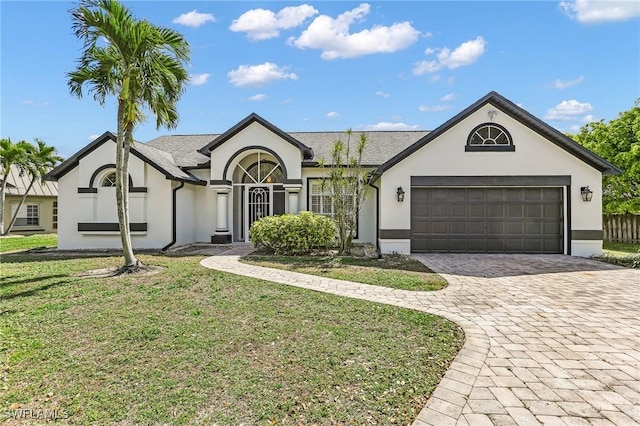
[0,233,57,253]
[241,255,448,291]
[603,241,640,256]
[0,253,463,425]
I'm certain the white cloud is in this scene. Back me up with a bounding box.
[552,75,584,89]
[376,91,391,98]
[413,36,486,75]
[440,92,457,102]
[188,73,211,86]
[326,111,340,118]
[249,93,267,101]
[21,99,49,107]
[559,0,640,23]
[88,134,100,141]
[428,75,441,84]
[230,5,318,40]
[582,114,596,122]
[569,124,582,132]
[544,99,593,121]
[227,62,298,87]
[418,104,453,112]
[290,3,420,59]
[366,122,420,130]
[172,10,216,28]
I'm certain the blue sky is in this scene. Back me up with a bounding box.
[1,1,639,158]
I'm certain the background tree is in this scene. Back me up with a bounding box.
[569,99,640,214]
[5,139,62,235]
[319,129,369,254]
[0,138,31,235]
[68,0,190,272]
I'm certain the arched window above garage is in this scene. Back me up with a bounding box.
[466,123,515,152]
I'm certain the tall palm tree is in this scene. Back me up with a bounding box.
[67,0,190,271]
[5,139,63,234]
[0,138,31,235]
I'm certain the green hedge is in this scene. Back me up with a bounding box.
[249,211,337,255]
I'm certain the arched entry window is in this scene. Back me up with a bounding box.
[240,159,283,184]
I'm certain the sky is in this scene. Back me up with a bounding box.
[1,0,639,159]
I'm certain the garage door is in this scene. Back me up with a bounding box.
[411,187,563,253]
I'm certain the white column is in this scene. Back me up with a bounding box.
[288,191,300,214]
[216,191,229,232]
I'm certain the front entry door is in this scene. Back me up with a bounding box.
[245,186,270,240]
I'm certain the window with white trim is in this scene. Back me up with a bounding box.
[309,179,358,237]
[53,201,58,229]
[12,203,40,227]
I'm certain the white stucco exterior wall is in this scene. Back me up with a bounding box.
[378,103,605,256]
[56,140,174,249]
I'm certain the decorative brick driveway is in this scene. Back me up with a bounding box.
[201,249,640,425]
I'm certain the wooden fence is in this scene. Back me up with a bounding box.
[603,214,640,244]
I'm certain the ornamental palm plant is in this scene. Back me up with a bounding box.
[68,0,190,271]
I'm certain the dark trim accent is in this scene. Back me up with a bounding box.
[306,177,359,239]
[283,179,303,185]
[77,222,147,232]
[162,182,185,251]
[45,132,117,181]
[222,146,290,183]
[199,112,314,160]
[379,229,411,239]
[567,185,572,255]
[130,187,147,193]
[571,230,603,240]
[367,181,381,255]
[303,161,381,168]
[410,175,571,187]
[210,179,232,186]
[374,91,621,177]
[211,234,232,244]
[465,145,515,152]
[185,162,211,170]
[44,131,206,186]
[77,188,98,193]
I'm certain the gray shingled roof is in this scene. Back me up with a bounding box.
[145,134,215,167]
[144,130,429,167]
[1,164,58,197]
[132,142,203,183]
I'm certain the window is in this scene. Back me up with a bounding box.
[102,172,117,187]
[53,201,58,229]
[241,160,283,184]
[466,123,515,152]
[12,204,39,227]
[309,179,359,237]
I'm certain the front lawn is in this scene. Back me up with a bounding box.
[1,253,463,425]
[603,241,640,256]
[241,255,448,291]
[0,233,57,253]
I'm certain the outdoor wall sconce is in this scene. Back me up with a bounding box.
[580,186,593,202]
[397,187,405,202]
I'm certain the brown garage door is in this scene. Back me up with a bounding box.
[411,187,563,253]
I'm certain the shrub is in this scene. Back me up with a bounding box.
[592,254,640,269]
[249,211,337,255]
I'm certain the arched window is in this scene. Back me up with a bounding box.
[241,160,283,184]
[466,123,515,151]
[101,172,117,187]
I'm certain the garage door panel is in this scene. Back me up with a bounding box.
[411,187,563,253]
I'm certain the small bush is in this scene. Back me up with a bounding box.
[249,211,337,255]
[592,253,640,269]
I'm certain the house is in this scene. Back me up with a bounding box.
[45,91,620,256]
[2,164,58,234]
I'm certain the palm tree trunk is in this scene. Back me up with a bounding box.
[116,99,138,269]
[0,171,8,235]
[5,178,36,234]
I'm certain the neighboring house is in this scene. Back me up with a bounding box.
[2,164,58,234]
[45,92,620,256]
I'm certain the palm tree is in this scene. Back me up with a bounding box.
[5,139,63,235]
[67,0,190,271]
[0,138,31,235]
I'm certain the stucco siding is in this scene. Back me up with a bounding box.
[379,104,604,256]
[175,183,196,246]
[2,195,57,235]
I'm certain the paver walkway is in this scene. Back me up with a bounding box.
[201,248,640,425]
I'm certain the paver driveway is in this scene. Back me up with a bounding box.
[201,249,640,425]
